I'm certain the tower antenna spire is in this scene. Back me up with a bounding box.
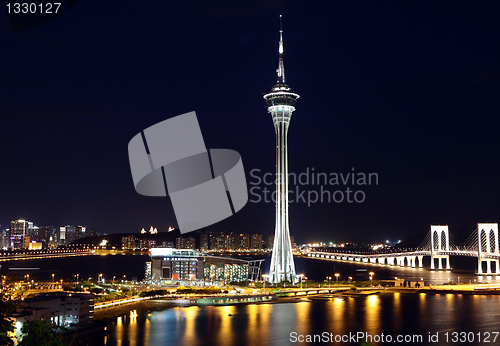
[277,15,285,83]
[279,15,283,48]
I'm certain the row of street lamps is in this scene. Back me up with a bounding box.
[260,272,379,290]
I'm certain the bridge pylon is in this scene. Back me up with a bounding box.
[430,225,451,270]
[477,223,500,275]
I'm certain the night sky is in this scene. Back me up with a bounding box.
[1,1,500,244]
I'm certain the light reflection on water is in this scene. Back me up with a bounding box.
[365,295,380,336]
[100,294,500,346]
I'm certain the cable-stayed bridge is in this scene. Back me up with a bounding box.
[305,223,500,275]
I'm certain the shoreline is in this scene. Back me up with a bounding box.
[94,287,500,321]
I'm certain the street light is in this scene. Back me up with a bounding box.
[369,272,374,286]
[299,274,304,290]
[52,273,54,283]
[326,276,331,288]
[335,273,340,286]
[262,274,268,292]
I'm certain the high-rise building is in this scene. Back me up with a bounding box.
[10,220,30,249]
[121,235,137,249]
[236,234,250,250]
[209,231,224,251]
[223,232,236,250]
[0,229,9,249]
[251,234,263,250]
[59,225,86,246]
[138,238,156,249]
[176,236,196,250]
[263,17,299,283]
[266,235,274,249]
[59,226,66,246]
[200,232,209,252]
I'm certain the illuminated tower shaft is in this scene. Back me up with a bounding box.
[264,17,299,284]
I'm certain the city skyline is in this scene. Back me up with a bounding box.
[2,3,500,244]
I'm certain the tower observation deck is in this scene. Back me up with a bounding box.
[263,16,299,284]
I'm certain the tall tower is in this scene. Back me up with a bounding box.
[264,16,299,284]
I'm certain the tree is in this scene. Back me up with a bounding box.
[18,320,65,346]
[0,300,15,346]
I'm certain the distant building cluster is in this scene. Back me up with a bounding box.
[121,229,294,252]
[0,219,97,250]
[120,234,173,250]
[200,231,266,251]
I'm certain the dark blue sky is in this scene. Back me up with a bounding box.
[1,1,500,243]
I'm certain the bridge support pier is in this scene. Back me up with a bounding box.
[430,255,450,270]
[418,256,423,267]
[399,256,405,267]
[410,256,416,267]
[477,223,500,275]
[478,258,499,275]
[430,225,451,270]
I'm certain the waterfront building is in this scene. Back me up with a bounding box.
[9,307,51,341]
[10,292,95,340]
[147,248,250,284]
[263,17,299,283]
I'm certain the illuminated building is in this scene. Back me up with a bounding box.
[176,236,196,249]
[121,235,137,249]
[147,248,251,284]
[10,219,29,249]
